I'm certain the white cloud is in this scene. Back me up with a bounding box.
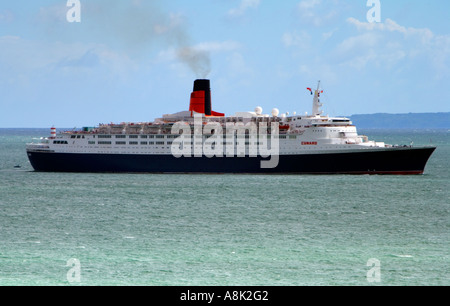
[347,17,434,44]
[228,0,260,17]
[0,36,135,84]
[344,18,450,77]
[37,2,68,23]
[298,0,321,10]
[281,31,311,49]
[322,28,338,40]
[335,32,380,55]
[296,0,338,27]
[333,30,409,70]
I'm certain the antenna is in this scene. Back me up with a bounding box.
[311,81,324,116]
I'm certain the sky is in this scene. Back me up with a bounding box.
[0,0,449,128]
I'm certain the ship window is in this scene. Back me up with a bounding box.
[149,142,155,145]
[77,135,81,139]
[129,135,138,139]
[88,141,95,145]
[71,135,76,139]
[98,135,112,139]
[129,141,138,145]
[149,135,155,139]
[140,135,148,139]
[98,141,112,145]
[116,135,126,139]
[156,135,165,139]
[141,142,148,145]
[156,141,165,145]
[116,141,126,145]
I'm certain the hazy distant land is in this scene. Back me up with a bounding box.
[349,112,450,129]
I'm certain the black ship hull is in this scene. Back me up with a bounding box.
[27,147,436,175]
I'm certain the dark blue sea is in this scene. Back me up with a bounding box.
[0,128,448,286]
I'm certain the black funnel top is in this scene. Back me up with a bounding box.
[193,79,210,92]
[193,79,212,116]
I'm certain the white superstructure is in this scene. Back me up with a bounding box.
[27,81,390,157]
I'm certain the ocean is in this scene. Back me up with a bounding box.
[0,128,448,286]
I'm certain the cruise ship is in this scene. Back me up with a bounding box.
[26,79,436,174]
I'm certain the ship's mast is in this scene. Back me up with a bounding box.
[312,81,323,116]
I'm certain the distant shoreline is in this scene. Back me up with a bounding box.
[349,112,450,129]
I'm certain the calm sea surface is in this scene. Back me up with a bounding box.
[0,129,448,286]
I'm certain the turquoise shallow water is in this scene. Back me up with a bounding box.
[0,129,448,286]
